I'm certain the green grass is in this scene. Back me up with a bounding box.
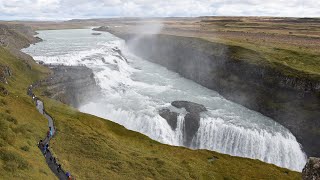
[195,35,320,80]
[0,45,302,179]
[207,37,320,79]
[0,47,55,179]
[36,94,301,179]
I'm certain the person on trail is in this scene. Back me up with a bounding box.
[46,144,49,152]
[49,127,53,137]
[47,130,50,138]
[57,164,61,173]
[37,140,41,147]
[66,172,72,180]
[43,145,47,157]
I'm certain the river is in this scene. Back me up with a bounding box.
[23,28,306,171]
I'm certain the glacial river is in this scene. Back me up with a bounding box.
[23,28,306,171]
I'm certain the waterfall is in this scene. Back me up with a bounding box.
[23,28,307,172]
[190,117,306,171]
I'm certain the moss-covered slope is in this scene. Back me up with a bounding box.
[0,47,55,179]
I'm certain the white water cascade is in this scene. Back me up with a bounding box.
[23,28,307,171]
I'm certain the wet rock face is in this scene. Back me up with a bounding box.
[172,101,207,146]
[302,157,320,180]
[112,47,128,62]
[40,65,101,108]
[112,33,320,157]
[159,109,178,130]
[171,101,207,113]
[159,101,207,147]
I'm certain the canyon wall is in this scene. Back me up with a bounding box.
[104,30,320,157]
[40,65,101,108]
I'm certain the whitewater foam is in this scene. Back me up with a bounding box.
[23,28,307,171]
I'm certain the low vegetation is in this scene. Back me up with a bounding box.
[0,47,54,179]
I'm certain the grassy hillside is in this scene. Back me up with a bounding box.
[0,47,55,179]
[0,45,301,179]
[35,96,301,180]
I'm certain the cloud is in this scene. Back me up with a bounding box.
[0,0,319,20]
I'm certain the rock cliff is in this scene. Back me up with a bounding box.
[302,157,320,180]
[159,101,207,146]
[39,65,101,108]
[98,29,320,157]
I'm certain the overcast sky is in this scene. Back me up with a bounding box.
[0,0,319,20]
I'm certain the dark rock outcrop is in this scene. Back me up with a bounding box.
[302,157,320,180]
[172,101,207,146]
[104,30,320,157]
[159,109,178,130]
[159,101,207,146]
[93,26,109,32]
[112,47,128,62]
[0,23,41,50]
[91,33,101,36]
[40,65,101,108]
[172,101,207,113]
[0,65,12,84]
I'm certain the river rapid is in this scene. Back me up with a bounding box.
[23,28,306,171]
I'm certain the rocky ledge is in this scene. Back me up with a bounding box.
[159,101,207,146]
[40,65,101,108]
[302,157,320,180]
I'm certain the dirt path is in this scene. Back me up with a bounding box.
[28,85,71,180]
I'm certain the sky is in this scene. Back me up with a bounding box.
[0,0,319,20]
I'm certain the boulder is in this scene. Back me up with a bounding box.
[171,101,207,113]
[159,101,207,146]
[159,109,178,130]
[302,157,320,180]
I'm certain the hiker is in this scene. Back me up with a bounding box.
[57,164,61,173]
[43,145,47,157]
[46,144,49,152]
[53,157,56,164]
[66,172,72,180]
[49,127,53,137]
[47,130,50,138]
[37,140,42,147]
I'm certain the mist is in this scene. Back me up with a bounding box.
[22,25,307,171]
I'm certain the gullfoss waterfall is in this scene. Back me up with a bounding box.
[23,29,306,171]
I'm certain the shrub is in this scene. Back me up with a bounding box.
[6,116,18,125]
[0,113,17,124]
[0,119,9,139]
[0,149,29,172]
[0,98,6,106]
[13,125,28,135]
[20,145,30,152]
